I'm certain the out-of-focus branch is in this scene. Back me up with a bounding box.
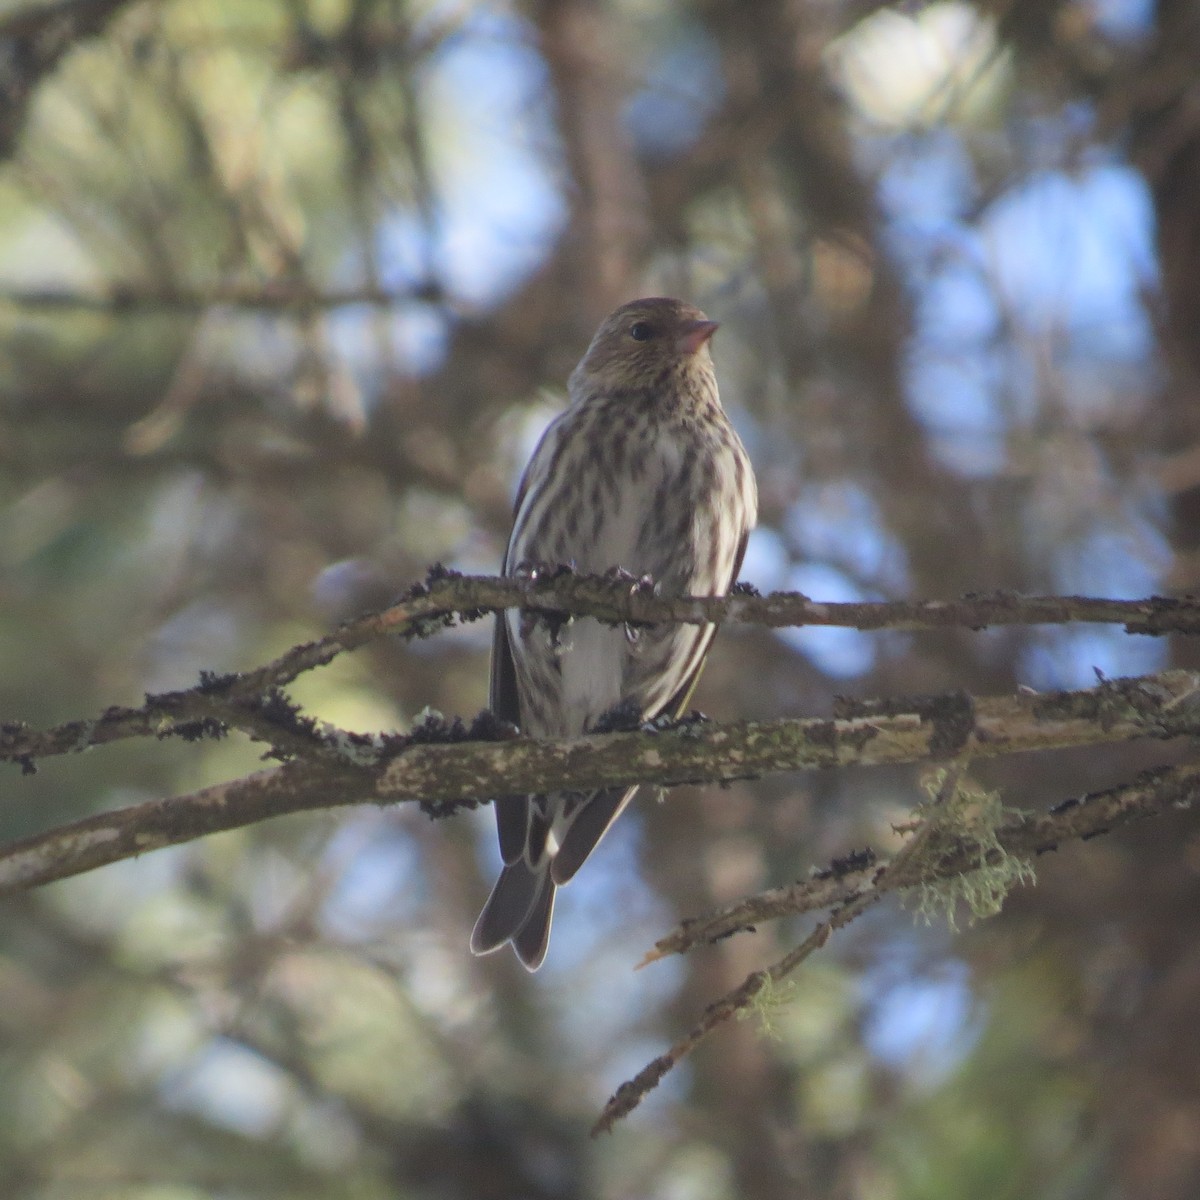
[530,0,649,311]
[0,0,135,158]
[0,284,429,313]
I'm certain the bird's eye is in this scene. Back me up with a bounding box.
[629,321,654,341]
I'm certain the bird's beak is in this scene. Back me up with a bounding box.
[676,319,719,357]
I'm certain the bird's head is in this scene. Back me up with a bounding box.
[568,297,720,400]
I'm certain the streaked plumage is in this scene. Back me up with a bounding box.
[471,297,757,969]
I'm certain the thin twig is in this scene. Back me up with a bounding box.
[595,764,972,1132]
[594,759,1200,1132]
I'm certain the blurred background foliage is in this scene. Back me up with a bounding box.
[2,0,1200,1196]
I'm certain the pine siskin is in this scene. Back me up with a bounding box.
[471,297,758,969]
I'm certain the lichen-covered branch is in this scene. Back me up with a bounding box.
[593,761,1200,1132]
[4,567,1200,1137]
[3,670,1200,894]
[645,761,1200,956]
[4,568,1200,768]
[594,767,991,1133]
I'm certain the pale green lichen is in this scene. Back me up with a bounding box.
[908,768,1035,931]
[736,973,799,1041]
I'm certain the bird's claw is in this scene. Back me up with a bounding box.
[603,565,657,595]
[513,559,578,583]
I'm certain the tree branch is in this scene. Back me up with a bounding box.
[7,568,1200,1133]
[4,569,1199,767]
[593,761,1200,1133]
[644,762,1200,958]
[0,283,427,314]
[4,669,1200,893]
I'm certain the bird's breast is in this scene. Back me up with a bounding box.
[505,401,753,736]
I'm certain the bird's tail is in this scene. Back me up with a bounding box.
[470,858,557,971]
[471,785,637,969]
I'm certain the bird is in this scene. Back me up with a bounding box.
[470,297,758,969]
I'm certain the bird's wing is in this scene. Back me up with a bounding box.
[661,526,751,720]
[489,563,530,864]
[489,606,521,726]
[731,523,751,587]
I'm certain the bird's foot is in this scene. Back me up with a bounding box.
[512,559,576,582]
[593,696,644,734]
[641,708,711,733]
